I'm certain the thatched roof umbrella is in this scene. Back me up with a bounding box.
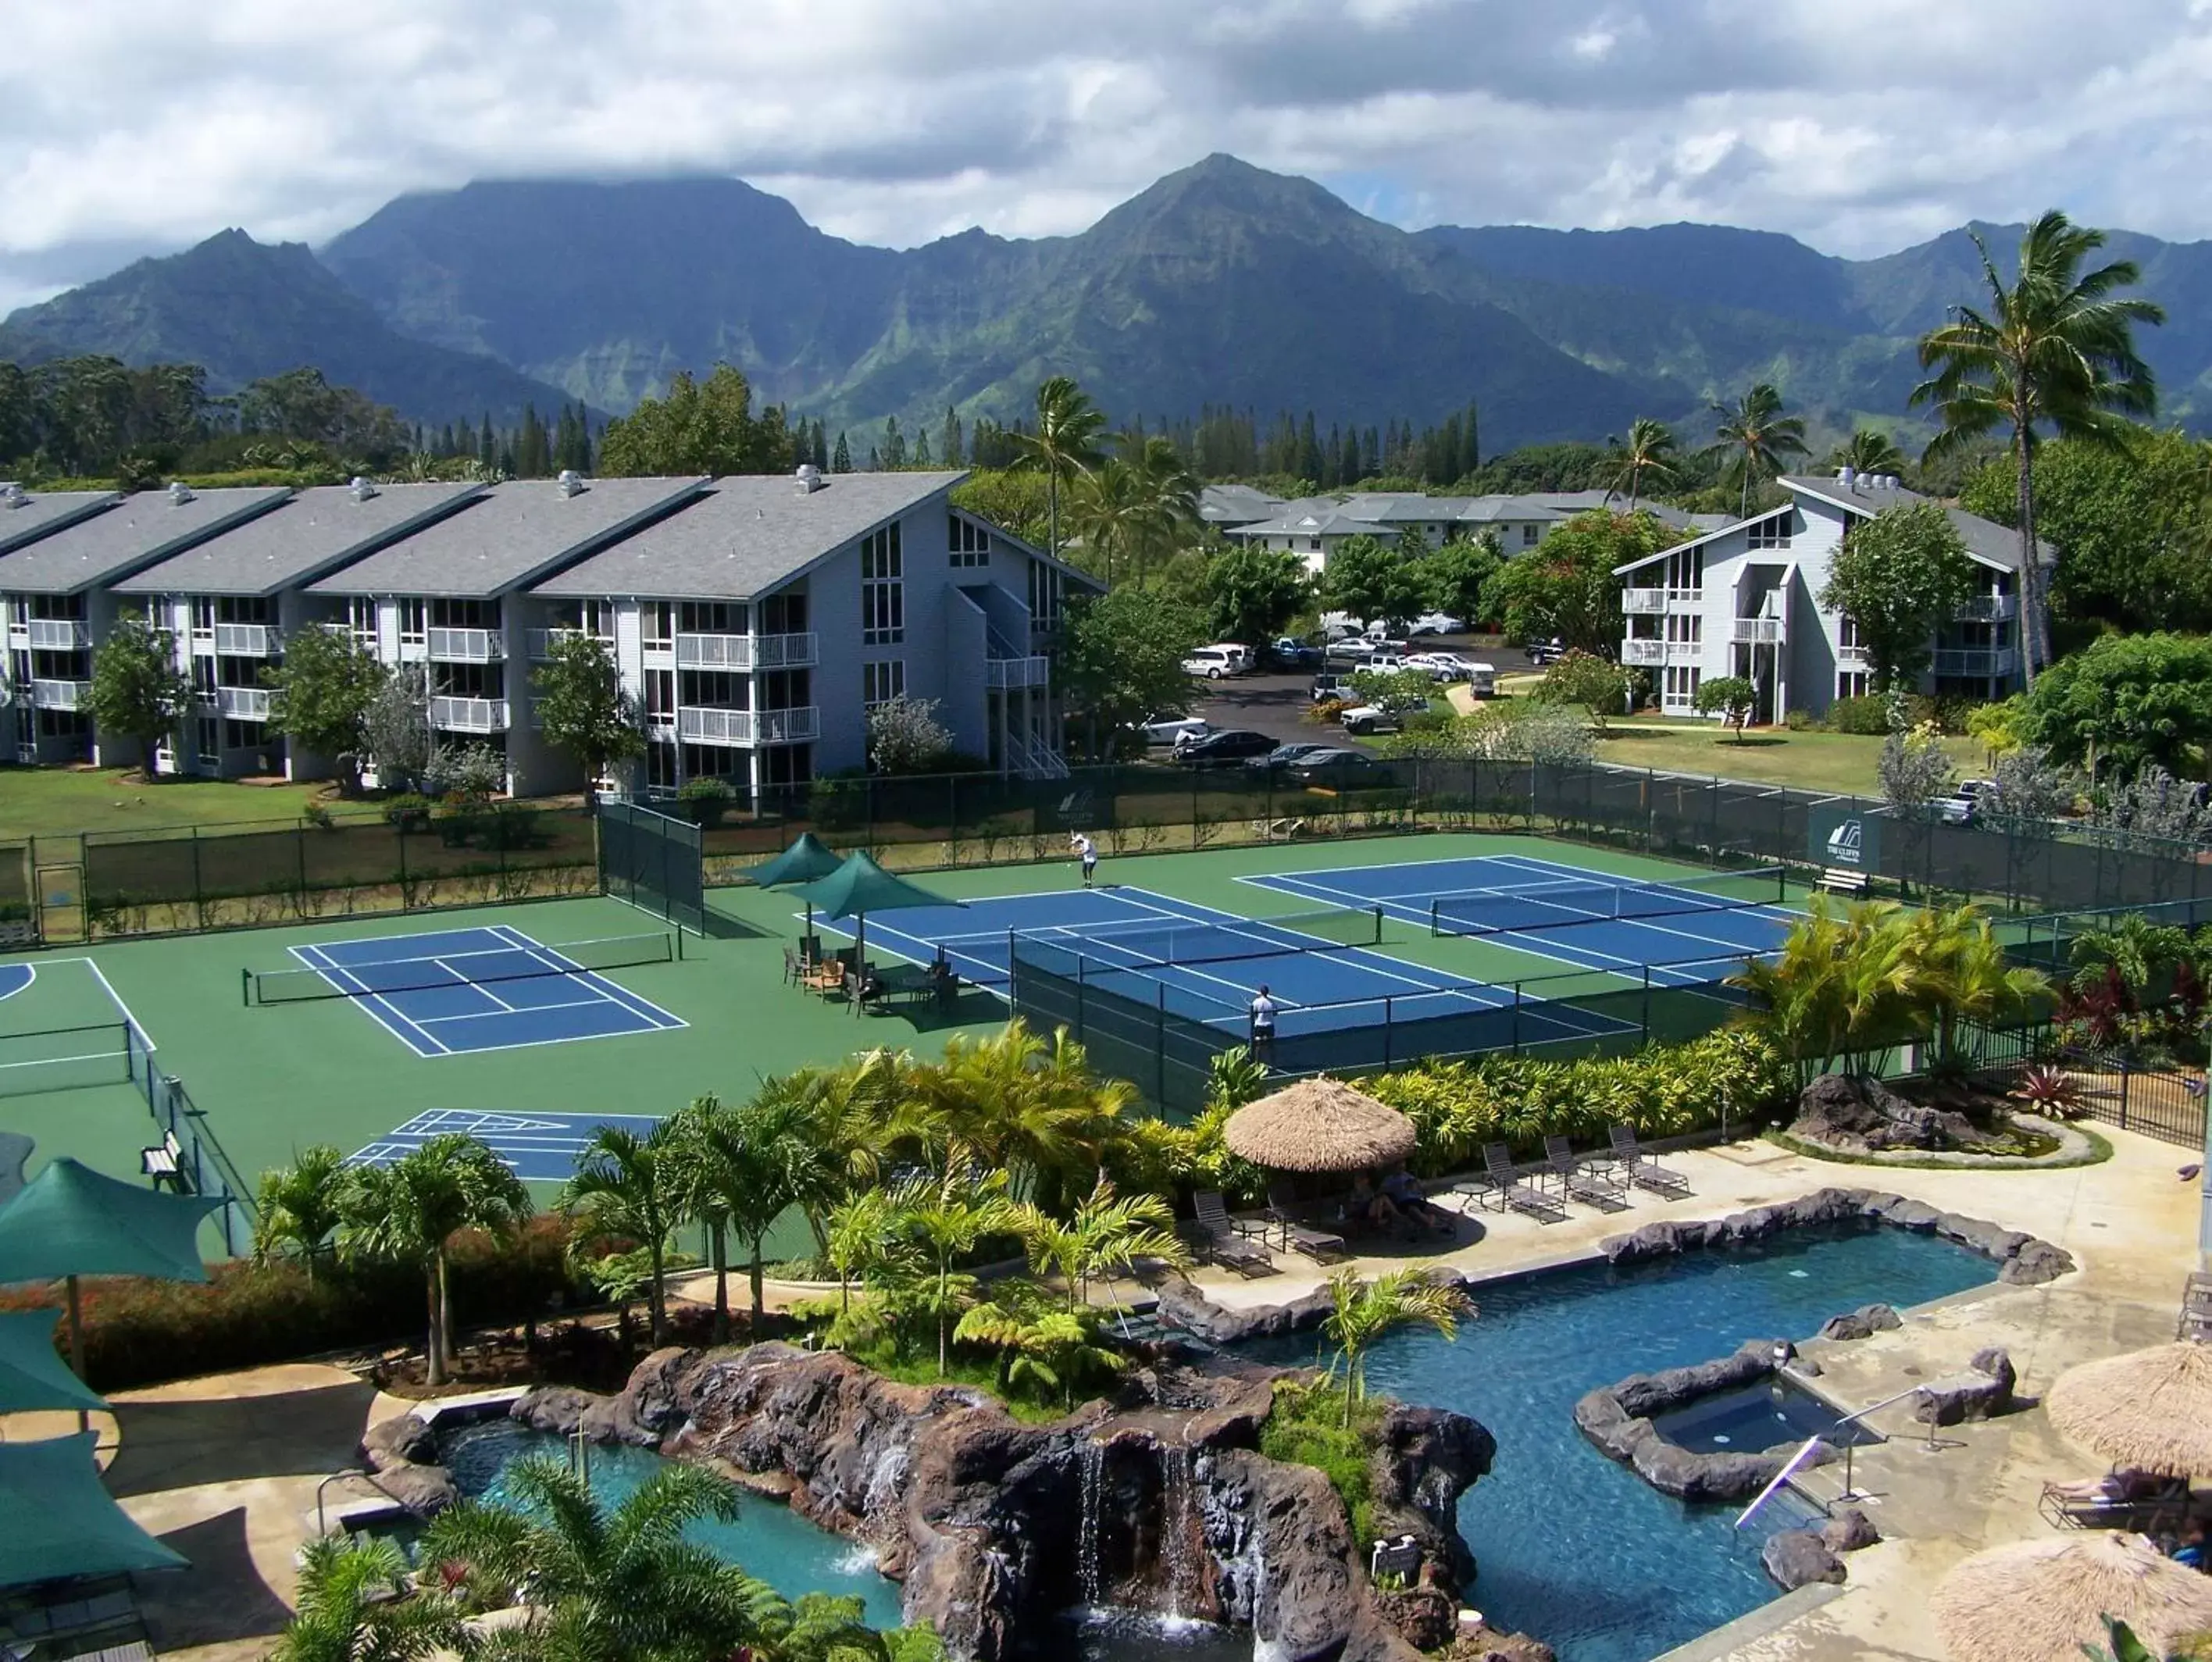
[1222,1077,1416,1174]
[1933,1532,2212,1662]
[2046,1341,2212,1477]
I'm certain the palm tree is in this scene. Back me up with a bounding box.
[1322,1268,1470,1428]
[1827,429,1907,477]
[253,1144,348,1282]
[272,1533,469,1662]
[671,1084,837,1335]
[908,1022,1136,1214]
[1010,376,1108,567]
[1704,383,1809,518]
[341,1134,530,1386]
[1121,432,1201,584]
[562,1122,688,1349]
[822,1186,911,1321]
[1066,456,1150,588]
[892,1155,1020,1375]
[421,1453,788,1662]
[1911,210,2164,681]
[1609,418,1679,511]
[1906,904,2049,1068]
[1017,1175,1190,1314]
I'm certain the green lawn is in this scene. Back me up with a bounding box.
[0,765,348,844]
[1593,724,1986,797]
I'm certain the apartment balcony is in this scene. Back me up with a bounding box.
[210,686,270,719]
[1622,587,1700,615]
[1729,617,1785,645]
[20,619,89,651]
[1839,643,1871,669]
[673,631,819,672]
[430,695,511,733]
[676,704,821,747]
[27,678,88,711]
[1621,640,1668,666]
[212,622,276,656]
[986,654,1051,690]
[426,627,505,663]
[1932,647,2021,679]
[1955,595,2020,622]
[524,627,614,661]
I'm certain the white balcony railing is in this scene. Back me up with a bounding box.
[524,627,614,661]
[1838,643,1871,669]
[673,631,819,672]
[24,619,88,651]
[1955,595,2019,622]
[213,622,275,656]
[430,695,511,733]
[426,626,505,662]
[1729,617,1784,644]
[212,686,270,719]
[1620,640,1666,666]
[985,655,1051,690]
[676,705,821,747]
[1932,647,2021,679]
[29,678,87,711]
[1622,587,1700,615]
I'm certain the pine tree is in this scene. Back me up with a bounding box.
[913,428,932,467]
[477,414,495,469]
[1297,412,1322,483]
[1461,400,1481,476]
[516,405,551,476]
[832,431,852,473]
[940,406,963,469]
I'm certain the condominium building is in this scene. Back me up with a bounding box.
[113,479,485,778]
[1614,471,2048,722]
[0,483,291,765]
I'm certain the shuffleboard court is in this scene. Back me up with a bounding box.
[348,1107,669,1182]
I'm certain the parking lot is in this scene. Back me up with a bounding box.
[1179,636,1539,752]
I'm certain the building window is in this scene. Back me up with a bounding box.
[1662,665,1704,705]
[645,669,675,724]
[190,597,216,638]
[762,590,806,634]
[398,598,426,646]
[679,601,747,634]
[223,719,266,751]
[1748,510,1793,551]
[950,517,990,568]
[348,597,378,648]
[1837,670,1871,701]
[862,661,905,708]
[1664,614,1702,645]
[641,603,674,649]
[195,717,220,769]
[1522,524,1539,547]
[1026,562,1064,635]
[861,523,904,647]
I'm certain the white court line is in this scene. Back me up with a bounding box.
[432,958,519,1013]
[290,941,448,1058]
[0,1050,127,1072]
[414,994,633,1025]
[486,926,687,1031]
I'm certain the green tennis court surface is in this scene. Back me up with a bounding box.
[0,833,1806,1207]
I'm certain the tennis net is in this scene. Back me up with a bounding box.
[1011,904,1382,973]
[1429,868,1787,938]
[246,931,678,1005]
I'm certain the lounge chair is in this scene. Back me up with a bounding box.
[1266,1182,1350,1262]
[1544,1136,1628,1211]
[1479,1143,1566,1224]
[1191,1191,1276,1278]
[2038,1471,2189,1533]
[2180,1271,2212,1341]
[1608,1125,1692,1198]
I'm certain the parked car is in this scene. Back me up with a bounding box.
[1264,637,1324,672]
[1340,703,1404,736]
[1525,637,1567,666]
[1138,714,1211,746]
[1173,728,1279,768]
[1406,651,1472,682]
[1352,651,1409,674]
[1290,748,1390,787]
[1407,613,1465,637]
[1243,741,1339,772]
[1325,637,1379,668]
[1310,672,1354,704]
[1182,646,1243,680]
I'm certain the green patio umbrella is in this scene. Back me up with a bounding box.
[790,851,958,968]
[0,1159,223,1403]
[749,831,848,941]
[0,1432,187,1589]
[0,1309,109,1417]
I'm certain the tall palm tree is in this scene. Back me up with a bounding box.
[1704,383,1809,518]
[341,1134,530,1386]
[273,1534,469,1662]
[1609,417,1679,511]
[1322,1268,1470,1428]
[1905,904,2047,1069]
[672,1084,837,1334]
[1010,376,1108,567]
[1017,1175,1190,1314]
[1122,432,1201,584]
[907,1022,1136,1213]
[822,1186,911,1320]
[562,1122,689,1349]
[1911,210,2164,681]
[1066,456,1149,588]
[1827,429,1907,478]
[253,1144,348,1282]
[421,1453,788,1662]
[892,1155,1020,1375]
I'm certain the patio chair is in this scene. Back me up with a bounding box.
[2038,1471,2189,1533]
[1544,1136,1628,1211]
[1266,1182,1350,1262]
[1479,1143,1566,1224]
[2180,1271,2212,1341]
[1608,1125,1692,1199]
[782,944,802,986]
[1190,1192,1276,1278]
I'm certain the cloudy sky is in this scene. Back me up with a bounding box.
[5,0,2211,317]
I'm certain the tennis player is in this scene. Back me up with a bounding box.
[1071,832,1098,888]
[1249,984,1278,1062]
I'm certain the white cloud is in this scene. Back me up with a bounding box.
[2,0,2210,317]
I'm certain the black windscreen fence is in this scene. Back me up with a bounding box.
[599,800,705,934]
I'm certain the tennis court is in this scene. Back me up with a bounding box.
[817,885,1632,1046]
[247,925,688,1058]
[1241,852,1797,985]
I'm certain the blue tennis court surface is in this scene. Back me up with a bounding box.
[1241,853,1796,984]
[811,885,1631,1046]
[348,1107,668,1180]
[287,926,687,1058]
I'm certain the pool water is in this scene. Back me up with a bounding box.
[1653,1379,1879,1457]
[439,1420,905,1629]
[1248,1221,1995,1662]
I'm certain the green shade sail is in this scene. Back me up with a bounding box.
[748,832,847,889]
[0,1159,221,1286]
[0,1310,107,1415]
[0,1432,187,1589]
[789,851,954,922]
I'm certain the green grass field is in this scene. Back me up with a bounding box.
[1593,723,1985,795]
[0,831,1792,1218]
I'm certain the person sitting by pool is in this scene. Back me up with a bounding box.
[2175,1520,2208,1572]
[1382,1167,1455,1237]
[1343,1172,1405,1236]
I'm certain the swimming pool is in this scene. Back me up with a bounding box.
[1247,1220,1996,1662]
[438,1419,904,1628]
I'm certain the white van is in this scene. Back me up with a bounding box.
[1183,645,1244,680]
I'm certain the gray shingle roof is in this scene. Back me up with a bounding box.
[309,476,708,598]
[113,481,486,597]
[1225,508,1385,540]
[0,487,121,557]
[0,486,291,595]
[1197,484,1285,526]
[1777,474,2053,568]
[531,471,967,601]
[1456,495,1565,525]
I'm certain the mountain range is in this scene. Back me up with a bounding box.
[3,154,2207,451]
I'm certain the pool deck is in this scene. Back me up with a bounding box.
[9,1126,2200,1662]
